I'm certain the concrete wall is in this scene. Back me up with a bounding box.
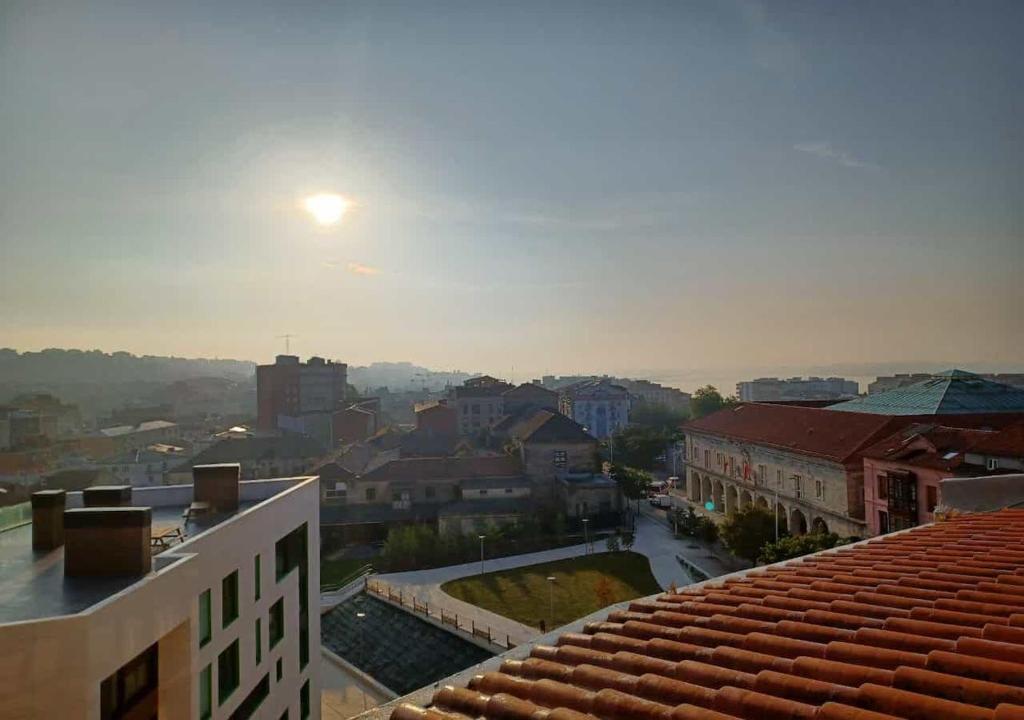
[0,477,321,720]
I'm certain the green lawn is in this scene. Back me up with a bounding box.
[441,551,661,629]
[320,556,374,588]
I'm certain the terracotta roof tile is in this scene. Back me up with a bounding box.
[392,509,1024,720]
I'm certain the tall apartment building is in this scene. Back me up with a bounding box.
[736,376,859,402]
[451,376,513,436]
[256,355,348,431]
[0,466,321,719]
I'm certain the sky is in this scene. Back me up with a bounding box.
[1,0,1022,382]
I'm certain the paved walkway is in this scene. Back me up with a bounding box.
[320,650,393,720]
[373,512,745,646]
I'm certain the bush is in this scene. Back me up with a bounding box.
[606,534,621,552]
[758,532,853,565]
[720,506,784,564]
[674,507,718,543]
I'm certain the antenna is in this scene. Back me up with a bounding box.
[276,334,297,354]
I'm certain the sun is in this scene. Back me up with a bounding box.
[303,193,349,226]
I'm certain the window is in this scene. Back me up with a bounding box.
[704,449,710,467]
[218,640,240,705]
[793,475,802,496]
[472,403,480,414]
[553,450,567,468]
[815,479,823,499]
[877,474,888,500]
[198,589,212,647]
[222,570,239,628]
[254,555,261,601]
[480,489,488,496]
[392,490,401,501]
[100,643,158,720]
[988,457,999,471]
[878,510,890,534]
[365,487,376,501]
[300,680,311,720]
[757,465,766,484]
[776,469,782,487]
[255,618,262,665]
[269,598,284,648]
[425,486,435,499]
[199,664,212,720]
[276,657,283,682]
[505,488,513,494]
[926,485,938,513]
[228,674,269,720]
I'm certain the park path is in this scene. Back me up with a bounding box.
[371,511,741,645]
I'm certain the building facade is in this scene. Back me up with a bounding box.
[736,377,859,402]
[256,355,348,432]
[0,469,321,719]
[559,379,630,439]
[452,376,513,436]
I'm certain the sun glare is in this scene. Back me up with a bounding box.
[303,193,349,226]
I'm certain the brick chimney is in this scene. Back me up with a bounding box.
[31,489,66,551]
[193,463,240,513]
[83,485,133,507]
[64,507,152,577]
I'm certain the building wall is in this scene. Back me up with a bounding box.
[563,397,630,439]
[416,405,457,437]
[0,477,321,720]
[737,377,859,402]
[333,408,376,445]
[461,486,531,500]
[520,441,597,484]
[561,484,622,518]
[455,396,505,436]
[862,457,949,536]
[683,431,863,537]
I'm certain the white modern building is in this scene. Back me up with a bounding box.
[0,465,320,719]
[736,376,859,402]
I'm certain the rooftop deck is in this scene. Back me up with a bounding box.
[0,478,308,624]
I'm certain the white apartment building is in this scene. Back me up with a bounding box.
[559,379,631,439]
[0,466,320,720]
[735,376,859,402]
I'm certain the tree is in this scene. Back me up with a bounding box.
[621,530,635,552]
[720,505,784,564]
[675,507,718,543]
[610,464,653,514]
[594,576,615,608]
[690,385,738,419]
[606,534,621,553]
[629,400,689,432]
[611,426,676,470]
[758,533,852,565]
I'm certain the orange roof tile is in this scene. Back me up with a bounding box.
[391,509,1024,720]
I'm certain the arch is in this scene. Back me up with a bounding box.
[790,508,808,536]
[712,480,725,513]
[740,490,752,510]
[811,516,829,535]
[701,476,713,507]
[725,485,738,515]
[755,495,769,510]
[690,471,702,502]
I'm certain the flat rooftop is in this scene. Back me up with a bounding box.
[0,479,307,624]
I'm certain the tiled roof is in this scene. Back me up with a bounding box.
[173,434,325,470]
[968,422,1024,458]
[683,404,904,464]
[831,369,1024,415]
[362,456,523,483]
[513,411,595,445]
[392,509,1024,720]
[860,424,997,472]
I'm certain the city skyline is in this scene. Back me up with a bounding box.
[2,1,1021,375]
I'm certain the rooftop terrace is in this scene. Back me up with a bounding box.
[0,478,307,624]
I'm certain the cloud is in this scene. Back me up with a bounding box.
[794,142,879,170]
[347,262,380,276]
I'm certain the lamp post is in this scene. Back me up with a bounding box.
[547,576,556,627]
[478,534,485,575]
[355,611,368,710]
[582,518,590,554]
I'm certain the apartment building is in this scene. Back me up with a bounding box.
[736,376,859,402]
[558,379,630,439]
[256,355,348,434]
[452,376,513,436]
[0,465,320,719]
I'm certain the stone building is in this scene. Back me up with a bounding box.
[452,376,513,436]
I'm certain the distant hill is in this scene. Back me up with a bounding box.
[347,362,474,393]
[0,348,253,384]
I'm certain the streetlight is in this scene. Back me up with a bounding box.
[478,535,486,575]
[355,611,367,710]
[547,576,556,627]
[581,518,590,554]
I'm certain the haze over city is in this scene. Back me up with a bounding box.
[2,1,1021,379]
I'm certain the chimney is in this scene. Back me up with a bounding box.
[31,489,66,551]
[64,507,152,577]
[193,463,240,513]
[83,485,133,507]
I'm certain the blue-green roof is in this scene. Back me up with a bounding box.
[829,369,1024,415]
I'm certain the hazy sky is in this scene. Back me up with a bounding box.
[2,1,1021,380]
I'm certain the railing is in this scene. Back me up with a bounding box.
[320,563,375,593]
[366,578,514,651]
[0,502,32,532]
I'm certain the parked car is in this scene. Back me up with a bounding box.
[649,493,672,508]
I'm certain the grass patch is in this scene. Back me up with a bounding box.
[320,556,373,587]
[441,551,661,629]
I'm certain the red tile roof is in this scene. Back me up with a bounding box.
[968,422,1024,458]
[860,424,997,472]
[683,404,906,464]
[392,509,1024,720]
